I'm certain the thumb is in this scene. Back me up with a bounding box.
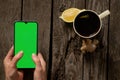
[12,51,23,66]
[32,54,42,71]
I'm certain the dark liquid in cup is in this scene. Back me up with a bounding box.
[74,11,100,37]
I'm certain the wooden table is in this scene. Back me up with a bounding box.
[0,0,120,80]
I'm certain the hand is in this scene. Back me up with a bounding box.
[32,53,47,80]
[4,46,23,80]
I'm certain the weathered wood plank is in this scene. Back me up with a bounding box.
[83,0,109,80]
[52,0,85,80]
[22,0,51,79]
[109,0,120,80]
[0,0,21,80]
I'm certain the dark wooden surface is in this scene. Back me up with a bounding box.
[0,0,21,79]
[0,0,120,80]
[109,0,120,80]
[51,0,85,80]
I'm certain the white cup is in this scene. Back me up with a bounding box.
[73,10,110,38]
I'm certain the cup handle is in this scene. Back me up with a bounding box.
[99,10,110,19]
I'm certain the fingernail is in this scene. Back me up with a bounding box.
[17,51,23,57]
[18,51,23,56]
[32,53,36,57]
[19,51,23,53]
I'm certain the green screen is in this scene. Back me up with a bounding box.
[14,21,38,68]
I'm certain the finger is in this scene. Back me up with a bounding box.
[12,51,23,65]
[5,46,14,59]
[32,54,42,71]
[38,53,46,70]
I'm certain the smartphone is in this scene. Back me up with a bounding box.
[14,21,38,68]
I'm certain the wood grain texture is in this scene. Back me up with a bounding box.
[51,0,85,80]
[0,0,21,80]
[109,0,120,80]
[83,0,109,80]
[1,0,120,80]
[22,0,51,79]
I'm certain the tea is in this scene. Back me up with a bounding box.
[74,11,100,37]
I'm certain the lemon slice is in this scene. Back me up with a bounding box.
[59,8,81,23]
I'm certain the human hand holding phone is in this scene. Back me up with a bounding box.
[4,46,24,80]
[32,53,47,80]
[4,46,47,80]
